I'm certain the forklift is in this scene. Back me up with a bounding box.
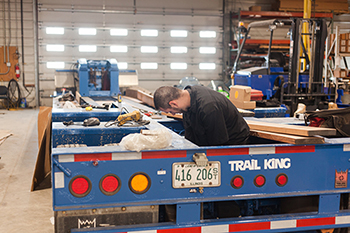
[232,18,336,114]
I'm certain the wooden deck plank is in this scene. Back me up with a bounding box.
[250,130,324,144]
[246,120,337,136]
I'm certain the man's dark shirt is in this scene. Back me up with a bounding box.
[183,85,250,146]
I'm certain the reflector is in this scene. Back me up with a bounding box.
[129,173,151,194]
[276,173,288,187]
[72,178,88,194]
[231,175,244,189]
[254,175,266,187]
[69,175,91,198]
[100,174,121,195]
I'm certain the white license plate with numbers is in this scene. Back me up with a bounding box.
[172,161,221,188]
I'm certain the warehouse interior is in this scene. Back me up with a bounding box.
[1,0,350,233]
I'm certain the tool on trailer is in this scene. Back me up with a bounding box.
[63,117,100,127]
[105,110,150,127]
[80,103,110,110]
[59,92,75,102]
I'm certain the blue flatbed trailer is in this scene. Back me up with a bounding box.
[51,98,350,233]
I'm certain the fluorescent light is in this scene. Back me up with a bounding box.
[110,45,128,53]
[199,31,216,38]
[199,63,216,70]
[170,30,188,37]
[79,45,97,52]
[46,27,64,35]
[79,28,97,35]
[170,63,187,70]
[140,63,158,69]
[170,46,188,54]
[140,46,158,53]
[199,47,216,54]
[141,29,158,37]
[117,62,128,69]
[47,62,65,69]
[110,28,128,36]
[46,44,65,52]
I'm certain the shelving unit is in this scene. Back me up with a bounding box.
[230,10,334,68]
[324,26,350,102]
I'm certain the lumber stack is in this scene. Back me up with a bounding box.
[246,120,337,145]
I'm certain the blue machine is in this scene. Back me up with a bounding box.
[78,59,119,97]
[234,67,309,100]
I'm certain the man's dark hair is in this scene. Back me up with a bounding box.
[153,86,181,110]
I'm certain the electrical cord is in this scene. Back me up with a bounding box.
[7,79,21,108]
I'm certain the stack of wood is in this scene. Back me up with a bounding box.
[247,120,336,145]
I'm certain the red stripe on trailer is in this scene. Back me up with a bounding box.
[297,217,335,227]
[142,150,187,159]
[229,221,270,232]
[275,145,315,154]
[158,226,201,233]
[74,153,112,162]
[207,148,249,156]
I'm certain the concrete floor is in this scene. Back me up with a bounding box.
[0,108,54,233]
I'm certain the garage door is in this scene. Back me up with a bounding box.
[38,0,224,106]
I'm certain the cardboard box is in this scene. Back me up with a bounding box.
[230,86,256,109]
[341,70,348,78]
[340,46,347,53]
[334,67,348,78]
[334,67,341,78]
[31,106,52,191]
[230,85,252,102]
[249,5,261,11]
[347,46,350,53]
[341,34,347,40]
[231,100,256,110]
[341,39,347,46]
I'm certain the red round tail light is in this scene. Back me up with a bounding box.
[69,175,91,198]
[231,175,244,189]
[276,173,288,187]
[254,175,266,187]
[100,174,121,195]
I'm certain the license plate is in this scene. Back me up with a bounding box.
[172,161,221,188]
